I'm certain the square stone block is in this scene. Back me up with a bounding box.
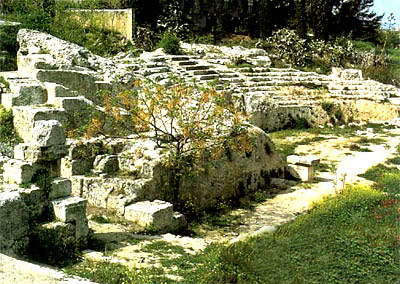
[3,159,42,184]
[124,200,173,230]
[52,196,86,223]
[49,178,72,200]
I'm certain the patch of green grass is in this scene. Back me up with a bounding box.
[388,156,400,165]
[349,143,373,152]
[354,137,386,145]
[90,214,113,224]
[360,164,400,195]
[182,185,398,283]
[64,260,171,284]
[141,241,187,255]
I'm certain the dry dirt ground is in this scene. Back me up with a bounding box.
[82,126,400,270]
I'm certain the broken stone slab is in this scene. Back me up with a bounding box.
[49,178,72,200]
[124,200,174,231]
[51,196,89,242]
[3,159,43,184]
[0,191,30,257]
[52,196,86,223]
[31,120,66,147]
[13,143,68,162]
[93,154,119,174]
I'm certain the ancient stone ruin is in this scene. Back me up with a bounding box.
[0,29,399,270]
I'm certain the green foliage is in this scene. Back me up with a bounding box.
[64,260,168,284]
[360,164,400,196]
[0,106,21,153]
[158,32,182,55]
[265,28,309,67]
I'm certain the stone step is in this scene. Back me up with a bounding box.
[34,69,97,98]
[143,61,169,68]
[51,196,89,241]
[184,65,210,71]
[1,80,47,109]
[195,74,219,81]
[45,82,77,104]
[192,69,218,76]
[169,56,191,61]
[178,61,197,66]
[139,67,170,76]
[12,106,66,144]
[17,53,57,74]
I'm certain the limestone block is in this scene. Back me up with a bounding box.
[3,159,42,184]
[49,178,72,200]
[12,106,66,143]
[61,157,93,177]
[54,97,95,131]
[68,138,103,160]
[93,155,119,174]
[31,120,65,147]
[19,185,49,221]
[51,196,89,241]
[0,191,30,256]
[1,82,47,109]
[124,200,174,230]
[14,143,68,162]
[52,196,86,222]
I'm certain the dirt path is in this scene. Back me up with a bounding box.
[83,128,400,269]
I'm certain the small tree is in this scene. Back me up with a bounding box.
[87,79,252,204]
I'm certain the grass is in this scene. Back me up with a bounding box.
[269,125,361,158]
[66,183,399,284]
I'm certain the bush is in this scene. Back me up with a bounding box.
[158,32,182,55]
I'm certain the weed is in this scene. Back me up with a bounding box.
[158,32,181,55]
